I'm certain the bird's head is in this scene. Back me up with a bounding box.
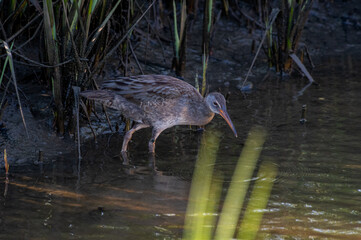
[205,92,238,137]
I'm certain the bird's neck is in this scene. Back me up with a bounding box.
[175,98,215,126]
[193,101,215,126]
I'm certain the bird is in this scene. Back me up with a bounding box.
[80,75,237,153]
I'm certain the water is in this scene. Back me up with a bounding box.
[1,55,361,239]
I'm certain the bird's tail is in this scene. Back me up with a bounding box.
[80,90,143,121]
[80,90,115,101]
[80,90,121,110]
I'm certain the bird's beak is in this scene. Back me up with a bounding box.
[219,109,238,137]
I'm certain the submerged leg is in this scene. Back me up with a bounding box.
[122,123,149,152]
[148,128,165,153]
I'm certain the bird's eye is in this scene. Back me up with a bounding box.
[213,102,218,107]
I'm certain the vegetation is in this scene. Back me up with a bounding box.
[183,127,277,240]
[0,0,154,134]
[172,0,187,76]
[0,0,314,134]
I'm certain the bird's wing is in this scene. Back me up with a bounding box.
[101,75,203,104]
[79,90,145,122]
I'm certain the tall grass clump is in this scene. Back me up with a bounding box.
[169,0,215,78]
[202,0,214,57]
[264,0,314,74]
[0,40,28,136]
[41,0,153,134]
[183,127,277,240]
[172,0,188,76]
[0,0,153,134]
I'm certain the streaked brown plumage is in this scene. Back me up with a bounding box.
[80,75,237,153]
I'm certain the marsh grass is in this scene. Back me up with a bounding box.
[266,0,314,73]
[0,0,316,135]
[0,0,153,134]
[172,0,188,76]
[240,0,314,80]
[183,127,277,240]
[202,0,214,57]
[0,40,28,137]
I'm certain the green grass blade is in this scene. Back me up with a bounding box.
[179,0,187,44]
[207,0,213,33]
[43,0,64,133]
[61,0,82,70]
[10,0,16,12]
[85,0,122,57]
[90,0,155,78]
[287,0,295,51]
[84,0,100,47]
[65,0,83,53]
[222,0,229,16]
[202,173,223,240]
[238,161,277,239]
[0,42,13,87]
[214,127,267,240]
[183,131,220,240]
[173,0,180,60]
[43,0,58,48]
[68,0,84,34]
[46,0,57,40]
[0,40,29,138]
[130,0,134,16]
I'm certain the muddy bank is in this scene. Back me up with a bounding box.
[1,0,360,167]
[0,84,73,167]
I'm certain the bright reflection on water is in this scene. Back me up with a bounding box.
[1,55,361,239]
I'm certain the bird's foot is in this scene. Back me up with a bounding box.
[196,127,205,133]
[121,151,130,165]
[147,152,162,176]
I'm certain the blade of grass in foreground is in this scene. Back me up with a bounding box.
[237,161,277,239]
[203,173,223,240]
[183,131,220,240]
[214,127,267,240]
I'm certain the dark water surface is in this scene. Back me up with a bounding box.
[1,55,361,239]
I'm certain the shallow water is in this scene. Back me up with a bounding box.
[1,55,361,239]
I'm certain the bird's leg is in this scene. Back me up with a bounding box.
[122,123,149,152]
[148,128,164,153]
